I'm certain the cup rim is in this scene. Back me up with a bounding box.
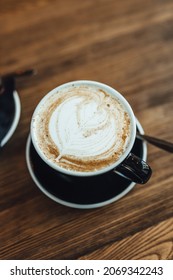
[31,80,136,177]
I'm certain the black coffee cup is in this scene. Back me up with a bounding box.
[30,81,152,185]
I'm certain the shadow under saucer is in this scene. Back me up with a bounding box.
[26,120,147,209]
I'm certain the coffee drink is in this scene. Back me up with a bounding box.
[32,83,131,172]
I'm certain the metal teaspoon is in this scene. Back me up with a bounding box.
[137,132,173,153]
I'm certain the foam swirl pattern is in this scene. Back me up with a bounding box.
[33,85,131,172]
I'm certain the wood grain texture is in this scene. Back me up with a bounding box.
[0,0,173,259]
[79,218,173,260]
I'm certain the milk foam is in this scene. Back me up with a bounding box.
[34,85,131,172]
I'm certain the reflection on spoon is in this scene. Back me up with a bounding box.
[137,132,173,153]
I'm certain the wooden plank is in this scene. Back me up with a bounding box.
[0,0,173,260]
[79,217,173,260]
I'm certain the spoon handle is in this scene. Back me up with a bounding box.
[137,133,173,153]
[1,69,36,80]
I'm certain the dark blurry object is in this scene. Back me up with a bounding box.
[0,69,36,147]
[137,132,173,153]
[0,76,15,147]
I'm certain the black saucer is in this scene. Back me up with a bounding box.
[26,120,147,209]
[0,91,21,147]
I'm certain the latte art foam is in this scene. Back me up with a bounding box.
[33,84,131,172]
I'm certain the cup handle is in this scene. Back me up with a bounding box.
[114,153,152,184]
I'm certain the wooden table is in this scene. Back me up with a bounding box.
[0,0,173,260]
